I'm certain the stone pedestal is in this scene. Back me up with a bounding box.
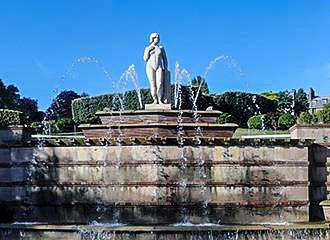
[145,103,171,110]
[79,109,238,139]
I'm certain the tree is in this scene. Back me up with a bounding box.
[293,88,308,115]
[260,91,280,101]
[0,79,43,124]
[17,97,44,124]
[191,76,209,94]
[0,79,20,109]
[277,91,294,115]
[46,90,81,120]
[276,89,308,116]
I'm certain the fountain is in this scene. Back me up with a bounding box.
[0,33,330,239]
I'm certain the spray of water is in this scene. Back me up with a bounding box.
[193,55,244,106]
[119,64,143,109]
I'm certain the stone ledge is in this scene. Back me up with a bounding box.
[0,137,315,147]
[2,223,328,232]
[96,109,222,115]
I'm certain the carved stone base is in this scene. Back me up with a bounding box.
[145,103,171,110]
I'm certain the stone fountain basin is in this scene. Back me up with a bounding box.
[0,223,329,239]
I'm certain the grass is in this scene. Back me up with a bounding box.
[233,128,289,139]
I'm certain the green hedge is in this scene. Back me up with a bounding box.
[72,89,153,124]
[72,88,278,126]
[212,92,277,127]
[0,109,22,126]
[72,86,214,124]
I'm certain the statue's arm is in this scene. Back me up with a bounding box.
[161,47,168,69]
[143,46,151,62]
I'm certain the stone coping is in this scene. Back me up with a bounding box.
[0,125,25,130]
[289,124,330,132]
[0,223,329,232]
[79,122,238,128]
[0,137,314,147]
[96,109,222,116]
[320,200,330,206]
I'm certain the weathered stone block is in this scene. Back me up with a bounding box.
[11,148,34,163]
[0,149,10,163]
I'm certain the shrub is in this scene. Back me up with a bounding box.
[313,108,330,124]
[0,109,22,126]
[297,112,312,124]
[216,112,235,124]
[323,103,330,111]
[55,118,75,133]
[322,108,330,123]
[30,122,44,134]
[277,113,296,130]
[247,115,263,130]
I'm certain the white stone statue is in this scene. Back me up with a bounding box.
[143,33,171,104]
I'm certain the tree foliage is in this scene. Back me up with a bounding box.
[276,89,308,116]
[260,91,280,101]
[16,97,44,124]
[0,79,20,110]
[216,112,235,124]
[247,115,264,130]
[0,79,43,124]
[46,90,81,120]
[212,92,277,127]
[191,76,209,94]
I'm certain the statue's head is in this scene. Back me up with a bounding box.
[149,32,160,44]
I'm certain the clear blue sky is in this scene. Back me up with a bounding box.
[0,1,329,110]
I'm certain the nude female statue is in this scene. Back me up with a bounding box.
[143,33,170,104]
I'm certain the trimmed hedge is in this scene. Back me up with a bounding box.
[72,89,153,124]
[0,109,22,126]
[72,88,278,127]
[72,86,214,124]
[212,92,277,127]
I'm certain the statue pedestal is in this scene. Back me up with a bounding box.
[145,103,171,110]
[79,109,238,139]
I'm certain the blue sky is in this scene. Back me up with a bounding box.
[0,1,329,110]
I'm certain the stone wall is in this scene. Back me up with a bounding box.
[0,125,30,144]
[0,139,314,225]
[309,142,330,220]
[290,124,330,143]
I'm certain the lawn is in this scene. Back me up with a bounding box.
[232,128,289,139]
